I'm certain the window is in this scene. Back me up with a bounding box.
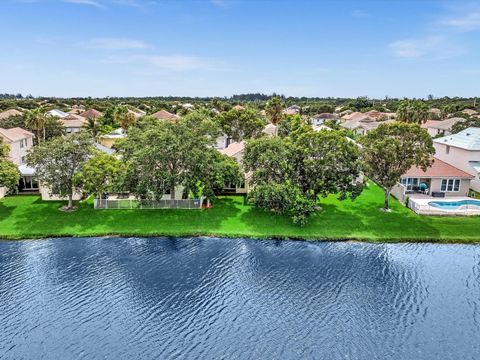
[441,179,460,192]
[446,145,450,155]
[20,139,24,148]
[401,177,419,190]
[21,156,25,164]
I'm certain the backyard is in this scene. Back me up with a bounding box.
[1,182,480,242]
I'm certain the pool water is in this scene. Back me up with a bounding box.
[428,199,480,210]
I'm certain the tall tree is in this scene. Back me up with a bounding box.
[361,122,434,211]
[244,128,363,224]
[83,117,101,139]
[26,132,95,210]
[120,118,224,202]
[265,96,284,135]
[215,108,266,143]
[25,108,48,143]
[396,99,429,124]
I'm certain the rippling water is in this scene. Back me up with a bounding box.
[0,237,479,359]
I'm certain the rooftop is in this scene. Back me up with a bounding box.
[151,110,179,121]
[404,157,474,179]
[220,141,244,157]
[0,109,22,120]
[433,127,480,150]
[81,109,103,119]
[423,117,465,131]
[0,127,34,142]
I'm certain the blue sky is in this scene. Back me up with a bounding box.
[1,0,480,98]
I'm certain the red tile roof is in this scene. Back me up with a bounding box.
[0,127,34,142]
[152,110,180,121]
[404,157,474,178]
[81,109,103,119]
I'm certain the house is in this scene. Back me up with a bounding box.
[99,128,126,149]
[219,141,250,194]
[398,157,473,198]
[462,109,478,116]
[59,114,87,133]
[263,123,277,136]
[0,127,36,196]
[422,118,465,137]
[47,109,69,118]
[429,108,442,118]
[284,105,301,115]
[311,113,338,126]
[232,105,245,111]
[151,110,179,121]
[0,109,23,120]
[80,108,103,119]
[341,111,368,121]
[432,127,480,192]
[340,118,393,136]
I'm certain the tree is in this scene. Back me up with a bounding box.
[396,99,429,124]
[74,152,124,199]
[215,108,266,143]
[451,117,480,133]
[265,96,284,135]
[83,117,102,139]
[361,122,434,211]
[244,129,363,224]
[277,114,310,138]
[120,118,225,202]
[26,132,95,210]
[0,139,20,193]
[25,108,48,143]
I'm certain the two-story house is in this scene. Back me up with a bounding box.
[433,127,480,193]
[0,127,36,195]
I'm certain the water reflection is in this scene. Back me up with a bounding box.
[0,237,479,359]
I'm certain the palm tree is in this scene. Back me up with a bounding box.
[265,96,284,135]
[83,117,101,139]
[396,99,429,125]
[25,108,47,143]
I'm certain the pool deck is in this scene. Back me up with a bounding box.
[408,195,480,216]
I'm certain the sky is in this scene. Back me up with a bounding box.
[1,0,480,98]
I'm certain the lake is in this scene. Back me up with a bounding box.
[0,237,479,359]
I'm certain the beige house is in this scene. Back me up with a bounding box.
[398,157,473,198]
[219,141,250,194]
[0,127,36,197]
[433,127,480,192]
[0,109,23,120]
[422,118,465,137]
[60,114,87,134]
[99,128,126,149]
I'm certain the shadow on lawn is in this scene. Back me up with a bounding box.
[9,196,244,237]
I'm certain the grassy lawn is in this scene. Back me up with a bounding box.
[1,182,480,242]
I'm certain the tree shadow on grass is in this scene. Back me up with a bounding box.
[237,197,442,241]
[8,195,244,238]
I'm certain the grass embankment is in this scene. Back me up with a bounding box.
[1,183,480,242]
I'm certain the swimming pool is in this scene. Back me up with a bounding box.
[428,199,480,210]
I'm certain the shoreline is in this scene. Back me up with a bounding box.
[1,232,480,244]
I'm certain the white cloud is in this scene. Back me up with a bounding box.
[101,54,219,71]
[440,11,480,32]
[389,36,463,59]
[64,0,104,7]
[351,10,370,18]
[81,37,151,50]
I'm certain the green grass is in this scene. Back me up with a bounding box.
[1,182,480,242]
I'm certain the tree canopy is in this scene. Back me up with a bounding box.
[361,122,434,210]
[26,132,95,209]
[396,99,429,124]
[215,108,266,143]
[244,128,363,225]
